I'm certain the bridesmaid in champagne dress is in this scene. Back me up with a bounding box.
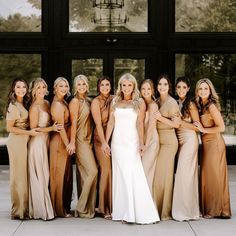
[140,79,159,196]
[68,75,98,218]
[194,78,231,218]
[6,78,39,219]
[50,77,73,217]
[28,78,63,220]
[104,73,159,224]
[153,74,180,220]
[91,76,113,219]
[172,77,200,221]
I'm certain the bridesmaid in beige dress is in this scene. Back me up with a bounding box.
[194,78,231,218]
[68,75,98,218]
[91,76,113,219]
[153,74,180,220]
[6,78,39,220]
[50,77,73,217]
[28,78,63,220]
[140,79,159,196]
[172,77,200,221]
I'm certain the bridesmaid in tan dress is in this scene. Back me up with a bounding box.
[140,79,159,196]
[6,78,39,220]
[172,77,200,221]
[194,78,231,218]
[68,75,98,218]
[153,74,180,220]
[28,78,63,220]
[91,76,113,219]
[50,77,73,217]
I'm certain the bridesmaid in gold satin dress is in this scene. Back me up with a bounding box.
[194,78,231,219]
[6,78,39,220]
[140,79,159,196]
[50,77,73,217]
[68,75,98,218]
[28,78,63,220]
[153,74,180,220]
[91,76,113,219]
[172,77,200,221]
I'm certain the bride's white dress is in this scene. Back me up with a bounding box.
[111,107,160,224]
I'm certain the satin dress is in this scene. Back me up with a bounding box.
[50,101,73,217]
[28,107,54,220]
[111,107,160,224]
[75,98,98,218]
[153,96,179,220]
[6,102,29,219]
[172,102,200,221]
[200,111,231,218]
[93,95,113,216]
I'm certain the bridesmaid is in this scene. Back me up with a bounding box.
[6,78,39,220]
[172,76,200,221]
[194,78,231,218]
[68,74,98,218]
[91,76,113,219]
[140,79,159,196]
[50,77,73,217]
[153,74,180,220]
[28,78,62,220]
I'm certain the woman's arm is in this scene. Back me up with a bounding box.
[51,101,70,148]
[91,98,106,144]
[145,102,158,147]
[67,98,80,155]
[137,99,146,154]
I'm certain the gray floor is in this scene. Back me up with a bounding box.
[0,165,235,236]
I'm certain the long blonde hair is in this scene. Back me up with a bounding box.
[195,78,221,113]
[113,73,140,109]
[73,74,89,96]
[53,77,71,96]
[29,78,49,103]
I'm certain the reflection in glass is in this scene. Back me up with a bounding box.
[175,53,236,139]
[72,59,103,96]
[0,54,41,144]
[69,0,147,32]
[175,0,236,32]
[0,0,41,32]
[114,58,145,90]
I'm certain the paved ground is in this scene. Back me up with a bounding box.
[0,165,235,236]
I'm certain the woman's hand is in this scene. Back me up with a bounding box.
[52,122,64,132]
[194,121,205,133]
[101,142,111,158]
[30,128,40,136]
[66,142,76,155]
[171,115,182,126]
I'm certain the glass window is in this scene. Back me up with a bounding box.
[114,58,145,90]
[69,0,148,32]
[175,0,236,32]
[72,58,103,96]
[175,53,236,144]
[0,54,41,145]
[0,0,41,32]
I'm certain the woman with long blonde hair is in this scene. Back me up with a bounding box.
[104,73,159,224]
[68,74,98,218]
[194,78,231,218]
[50,77,73,217]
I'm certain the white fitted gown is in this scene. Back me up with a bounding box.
[111,107,160,224]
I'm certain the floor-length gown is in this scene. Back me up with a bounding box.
[28,108,54,220]
[153,96,179,220]
[50,102,73,217]
[6,102,29,219]
[172,109,200,221]
[75,99,98,218]
[93,95,112,216]
[111,107,160,224]
[200,112,231,217]
[142,109,159,196]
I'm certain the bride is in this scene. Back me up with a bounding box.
[103,73,160,224]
